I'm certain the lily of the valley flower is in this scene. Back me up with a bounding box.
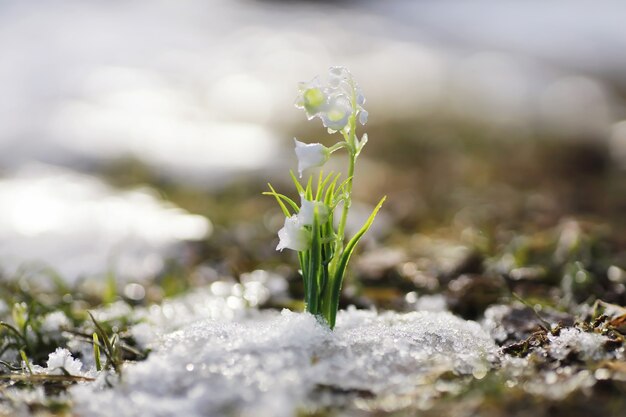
[297,197,329,226]
[276,215,310,252]
[296,78,327,120]
[295,66,366,133]
[267,66,384,329]
[321,95,352,132]
[294,139,330,177]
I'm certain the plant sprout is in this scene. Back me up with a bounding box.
[265,66,385,329]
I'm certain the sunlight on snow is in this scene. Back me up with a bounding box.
[0,164,211,282]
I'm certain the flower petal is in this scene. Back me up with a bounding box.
[320,95,351,131]
[294,139,330,177]
[298,197,329,226]
[358,109,368,125]
[276,215,310,252]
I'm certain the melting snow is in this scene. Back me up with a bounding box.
[72,307,497,417]
[45,348,84,376]
[548,328,609,361]
[0,164,211,283]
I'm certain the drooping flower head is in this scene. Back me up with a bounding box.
[276,215,310,252]
[295,66,367,133]
[294,139,329,177]
[295,77,326,119]
[297,196,329,227]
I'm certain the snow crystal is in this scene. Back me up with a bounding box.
[548,328,609,361]
[46,348,83,376]
[72,308,497,417]
[0,387,48,417]
[481,304,511,343]
[497,327,618,400]
[128,272,289,349]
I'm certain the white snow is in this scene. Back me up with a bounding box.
[72,307,497,417]
[415,294,448,312]
[40,311,71,334]
[46,348,83,376]
[481,304,513,343]
[548,328,609,361]
[0,164,211,283]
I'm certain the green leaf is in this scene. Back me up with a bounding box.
[289,170,305,195]
[316,171,335,201]
[305,176,313,200]
[327,196,386,328]
[93,333,102,372]
[307,207,322,315]
[20,350,32,375]
[315,170,324,201]
[264,184,299,216]
[336,175,354,195]
[337,196,386,278]
[324,173,341,207]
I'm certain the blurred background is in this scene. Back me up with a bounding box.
[0,0,625,300]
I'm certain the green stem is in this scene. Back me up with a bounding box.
[332,90,358,270]
[335,150,355,252]
[324,87,359,325]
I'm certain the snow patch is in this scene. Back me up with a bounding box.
[72,308,497,417]
[0,164,211,283]
[548,328,609,361]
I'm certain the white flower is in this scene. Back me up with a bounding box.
[295,77,327,120]
[294,139,330,177]
[297,197,329,226]
[276,215,310,252]
[46,348,83,376]
[321,95,352,132]
[295,66,366,133]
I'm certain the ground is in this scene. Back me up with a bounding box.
[0,128,625,417]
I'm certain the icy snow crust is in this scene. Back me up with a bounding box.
[73,309,497,417]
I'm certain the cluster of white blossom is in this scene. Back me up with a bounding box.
[295,66,367,133]
[276,67,367,252]
[291,66,368,175]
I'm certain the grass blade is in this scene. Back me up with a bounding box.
[264,184,299,216]
[326,196,386,328]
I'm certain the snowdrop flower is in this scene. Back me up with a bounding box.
[277,215,310,252]
[297,197,329,226]
[294,139,330,177]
